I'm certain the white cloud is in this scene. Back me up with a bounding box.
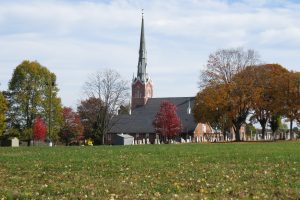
[0,0,300,107]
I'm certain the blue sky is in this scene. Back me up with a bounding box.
[1,0,300,108]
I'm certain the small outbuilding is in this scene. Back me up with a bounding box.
[112,133,134,145]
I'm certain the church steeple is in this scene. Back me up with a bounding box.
[132,11,153,109]
[137,11,147,82]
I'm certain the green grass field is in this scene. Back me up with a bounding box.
[0,142,300,199]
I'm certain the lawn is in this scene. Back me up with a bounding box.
[0,142,300,199]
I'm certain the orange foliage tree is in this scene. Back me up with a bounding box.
[195,62,298,141]
[193,84,232,140]
[234,64,289,139]
[277,71,300,138]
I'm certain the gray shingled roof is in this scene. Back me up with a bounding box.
[110,97,197,134]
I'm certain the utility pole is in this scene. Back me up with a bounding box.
[48,79,54,143]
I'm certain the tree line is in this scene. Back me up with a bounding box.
[193,48,300,141]
[0,60,128,146]
[1,49,299,145]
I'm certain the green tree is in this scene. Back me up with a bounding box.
[0,91,8,135]
[8,60,62,144]
[245,123,256,137]
[269,115,282,139]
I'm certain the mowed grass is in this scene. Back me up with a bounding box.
[0,142,300,199]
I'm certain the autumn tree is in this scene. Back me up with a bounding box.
[59,107,84,146]
[195,72,254,141]
[237,64,289,139]
[153,101,181,143]
[7,60,63,144]
[193,84,232,140]
[196,48,260,141]
[280,71,300,139]
[33,117,46,141]
[77,97,104,141]
[199,48,260,88]
[83,69,129,145]
[0,91,8,136]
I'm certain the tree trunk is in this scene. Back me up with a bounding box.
[101,133,105,145]
[258,119,267,140]
[235,125,241,142]
[261,125,266,140]
[223,129,227,141]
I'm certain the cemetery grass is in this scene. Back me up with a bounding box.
[0,142,300,199]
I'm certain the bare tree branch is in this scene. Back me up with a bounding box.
[199,48,260,89]
[82,69,129,144]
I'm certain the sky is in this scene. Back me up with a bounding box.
[0,0,300,108]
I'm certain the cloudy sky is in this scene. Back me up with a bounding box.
[1,0,300,108]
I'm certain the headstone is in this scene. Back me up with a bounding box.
[11,137,19,147]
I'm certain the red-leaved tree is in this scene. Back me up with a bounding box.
[59,107,84,145]
[153,101,181,143]
[33,117,46,141]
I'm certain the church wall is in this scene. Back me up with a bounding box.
[132,80,153,108]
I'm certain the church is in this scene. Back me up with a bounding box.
[107,15,221,144]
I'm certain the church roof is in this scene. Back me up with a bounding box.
[110,97,197,134]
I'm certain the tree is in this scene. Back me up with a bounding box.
[153,101,181,143]
[193,84,232,140]
[199,48,259,88]
[279,71,300,139]
[83,69,129,145]
[0,91,8,136]
[7,60,63,144]
[238,64,289,139]
[33,117,46,141]
[269,115,282,139]
[196,48,260,141]
[245,123,256,138]
[59,107,84,146]
[77,97,104,141]
[194,75,253,142]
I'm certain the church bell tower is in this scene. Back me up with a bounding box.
[132,12,153,109]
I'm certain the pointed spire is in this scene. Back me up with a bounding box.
[137,9,147,81]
